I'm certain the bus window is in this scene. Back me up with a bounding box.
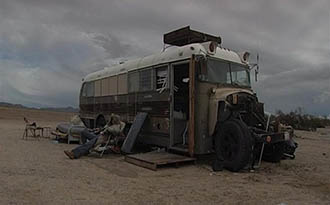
[118,74,128,95]
[101,78,109,96]
[139,69,153,91]
[206,59,231,84]
[156,66,168,92]
[94,80,101,97]
[86,82,94,97]
[128,72,139,92]
[81,83,87,97]
[109,76,118,95]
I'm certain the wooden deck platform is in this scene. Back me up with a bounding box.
[125,151,196,171]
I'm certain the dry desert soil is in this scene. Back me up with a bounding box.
[0,106,329,204]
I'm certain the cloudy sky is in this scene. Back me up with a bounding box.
[0,0,329,115]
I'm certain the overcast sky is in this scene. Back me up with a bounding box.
[0,0,329,116]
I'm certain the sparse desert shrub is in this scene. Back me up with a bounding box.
[275,108,330,131]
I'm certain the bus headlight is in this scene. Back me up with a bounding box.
[211,88,216,94]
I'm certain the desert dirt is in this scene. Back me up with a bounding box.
[0,106,329,205]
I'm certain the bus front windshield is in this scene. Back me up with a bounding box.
[203,58,251,87]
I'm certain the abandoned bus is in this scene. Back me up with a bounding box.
[79,27,291,171]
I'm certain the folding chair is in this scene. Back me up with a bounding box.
[92,133,124,157]
[22,117,43,140]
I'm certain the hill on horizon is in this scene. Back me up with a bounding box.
[0,102,79,113]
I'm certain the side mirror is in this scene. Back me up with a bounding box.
[250,54,259,82]
[255,68,258,82]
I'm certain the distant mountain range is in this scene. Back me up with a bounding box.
[0,102,79,113]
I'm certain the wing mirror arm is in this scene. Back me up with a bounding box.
[249,54,259,82]
[255,68,258,82]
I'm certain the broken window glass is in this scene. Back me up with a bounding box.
[156,66,168,93]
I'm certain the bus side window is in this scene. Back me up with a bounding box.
[128,72,139,92]
[139,69,153,92]
[81,83,87,97]
[155,66,168,92]
[109,76,118,95]
[94,80,101,97]
[101,78,110,96]
[118,74,128,95]
[86,82,94,97]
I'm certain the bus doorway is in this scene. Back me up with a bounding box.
[170,62,190,152]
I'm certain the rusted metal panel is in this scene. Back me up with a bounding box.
[194,82,213,154]
[125,151,196,171]
[80,90,172,147]
[138,133,170,147]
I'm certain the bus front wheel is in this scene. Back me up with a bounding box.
[214,119,253,172]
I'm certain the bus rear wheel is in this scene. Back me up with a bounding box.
[215,119,253,172]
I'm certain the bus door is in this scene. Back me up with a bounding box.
[170,60,191,153]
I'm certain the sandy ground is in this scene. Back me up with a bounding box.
[0,106,329,205]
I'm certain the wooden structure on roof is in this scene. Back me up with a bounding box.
[163,26,222,46]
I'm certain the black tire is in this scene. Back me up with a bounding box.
[262,142,285,162]
[215,119,253,172]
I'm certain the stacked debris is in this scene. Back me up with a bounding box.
[53,115,86,143]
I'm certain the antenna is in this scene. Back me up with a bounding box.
[255,53,259,82]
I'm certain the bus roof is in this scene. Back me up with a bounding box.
[83,42,247,82]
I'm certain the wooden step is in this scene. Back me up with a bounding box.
[125,151,195,171]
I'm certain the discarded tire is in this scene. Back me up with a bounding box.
[215,119,253,172]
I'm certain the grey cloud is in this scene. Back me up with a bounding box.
[92,33,132,58]
[0,0,329,115]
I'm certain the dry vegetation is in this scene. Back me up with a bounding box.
[276,108,330,131]
[0,106,329,204]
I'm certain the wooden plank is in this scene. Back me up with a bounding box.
[121,112,148,154]
[125,151,195,171]
[125,156,157,171]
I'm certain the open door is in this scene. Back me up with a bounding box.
[169,56,196,157]
[169,61,190,152]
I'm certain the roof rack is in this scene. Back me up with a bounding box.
[163,26,221,47]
